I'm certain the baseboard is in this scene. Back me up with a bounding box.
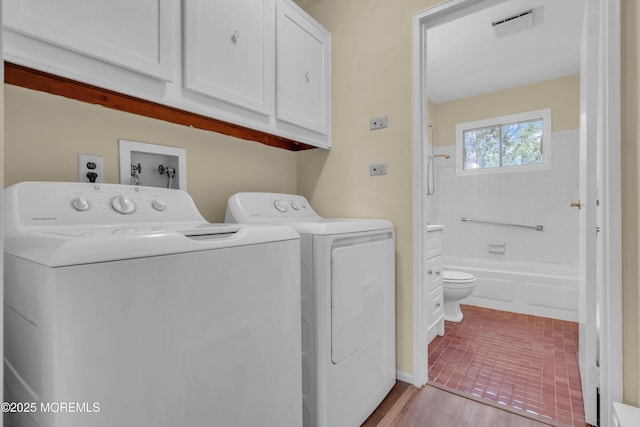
[395,370,413,384]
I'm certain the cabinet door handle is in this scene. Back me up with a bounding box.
[435,271,441,276]
[231,30,240,44]
[435,303,441,308]
[304,71,310,82]
[427,269,433,276]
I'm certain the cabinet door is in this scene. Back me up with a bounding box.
[4,0,173,80]
[426,229,443,259]
[430,287,444,323]
[184,0,273,116]
[424,258,434,322]
[430,255,443,290]
[276,0,330,136]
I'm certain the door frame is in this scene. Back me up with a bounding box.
[410,0,622,422]
[1,0,5,421]
[594,1,623,425]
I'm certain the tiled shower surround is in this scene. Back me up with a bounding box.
[426,129,582,325]
[428,305,587,427]
[429,129,579,266]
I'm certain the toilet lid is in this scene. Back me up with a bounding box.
[443,270,475,282]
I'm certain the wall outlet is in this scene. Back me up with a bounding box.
[369,163,388,176]
[78,153,104,183]
[370,116,388,130]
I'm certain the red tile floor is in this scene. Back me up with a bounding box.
[428,305,588,427]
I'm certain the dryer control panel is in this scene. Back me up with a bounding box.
[226,192,321,222]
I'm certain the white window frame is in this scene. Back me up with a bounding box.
[455,108,552,176]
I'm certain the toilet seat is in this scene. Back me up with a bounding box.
[443,270,475,284]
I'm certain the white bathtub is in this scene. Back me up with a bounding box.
[444,257,580,322]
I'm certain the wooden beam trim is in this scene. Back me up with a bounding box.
[4,62,315,152]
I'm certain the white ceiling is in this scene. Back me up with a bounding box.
[426,0,585,103]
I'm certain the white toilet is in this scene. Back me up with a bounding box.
[442,270,476,322]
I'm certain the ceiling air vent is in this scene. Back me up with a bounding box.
[492,9,533,38]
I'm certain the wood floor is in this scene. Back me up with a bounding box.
[362,381,565,427]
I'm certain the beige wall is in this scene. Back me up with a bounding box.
[297,0,441,375]
[3,85,298,222]
[431,74,580,148]
[622,0,640,407]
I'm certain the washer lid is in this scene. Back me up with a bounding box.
[3,182,299,267]
[4,223,299,267]
[443,270,475,282]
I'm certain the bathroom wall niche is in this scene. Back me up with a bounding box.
[118,139,187,190]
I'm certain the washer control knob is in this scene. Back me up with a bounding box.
[274,200,288,213]
[291,202,300,211]
[151,199,166,212]
[71,197,90,212]
[111,195,136,214]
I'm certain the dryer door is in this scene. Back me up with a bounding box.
[331,238,394,364]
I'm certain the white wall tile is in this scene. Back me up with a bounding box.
[431,129,579,267]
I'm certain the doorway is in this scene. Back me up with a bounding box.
[411,0,622,425]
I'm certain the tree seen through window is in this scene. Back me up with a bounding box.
[463,118,543,170]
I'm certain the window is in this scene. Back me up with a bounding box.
[455,109,551,175]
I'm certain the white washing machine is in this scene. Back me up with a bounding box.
[226,192,396,427]
[3,182,302,427]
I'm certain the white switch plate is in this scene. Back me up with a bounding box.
[370,116,388,130]
[369,163,388,176]
[78,153,104,183]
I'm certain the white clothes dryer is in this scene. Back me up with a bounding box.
[226,192,396,427]
[3,182,302,427]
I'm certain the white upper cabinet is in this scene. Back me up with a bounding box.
[4,0,174,81]
[276,0,331,144]
[184,0,273,116]
[3,0,331,149]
